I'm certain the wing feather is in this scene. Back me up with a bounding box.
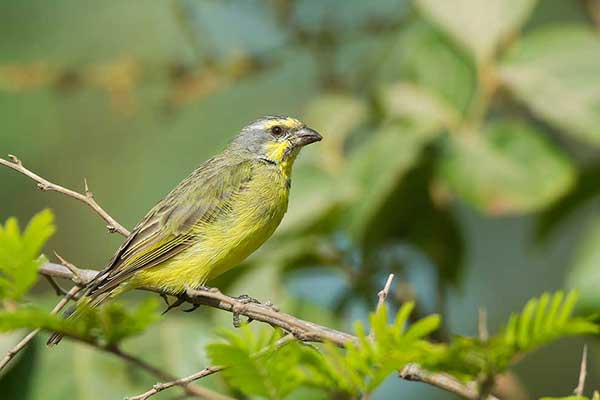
[87,156,255,295]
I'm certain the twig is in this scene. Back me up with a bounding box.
[478,308,489,342]
[376,274,395,312]
[65,336,233,400]
[574,345,588,396]
[400,365,498,400]
[0,285,81,370]
[43,274,67,296]
[370,274,394,340]
[54,252,85,285]
[0,155,129,236]
[128,365,226,400]
[37,261,492,400]
[128,334,296,400]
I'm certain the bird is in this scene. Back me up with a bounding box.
[47,115,322,345]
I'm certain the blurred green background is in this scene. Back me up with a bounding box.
[2,0,600,398]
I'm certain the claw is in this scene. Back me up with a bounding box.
[183,304,200,313]
[160,293,170,306]
[161,297,185,315]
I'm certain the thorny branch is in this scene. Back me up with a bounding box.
[1,156,498,400]
[38,262,498,400]
[0,155,129,236]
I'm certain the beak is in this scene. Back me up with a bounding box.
[295,127,322,147]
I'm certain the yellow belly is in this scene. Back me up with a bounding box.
[130,167,289,293]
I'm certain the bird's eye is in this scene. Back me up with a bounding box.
[271,126,283,136]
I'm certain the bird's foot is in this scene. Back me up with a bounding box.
[161,296,186,315]
[231,295,279,328]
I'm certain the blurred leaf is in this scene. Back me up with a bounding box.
[540,397,588,400]
[439,121,575,214]
[0,298,160,345]
[416,0,538,63]
[349,123,439,238]
[359,154,464,283]
[0,210,55,301]
[4,311,217,400]
[500,26,600,145]
[279,165,351,236]
[380,82,460,132]
[535,164,600,241]
[398,21,477,114]
[303,92,368,173]
[567,215,600,312]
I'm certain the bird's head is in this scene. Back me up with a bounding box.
[229,116,322,166]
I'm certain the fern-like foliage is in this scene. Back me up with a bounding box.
[207,291,599,399]
[0,210,55,301]
[540,392,600,400]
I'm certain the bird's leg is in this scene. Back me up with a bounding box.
[182,285,213,312]
[161,296,186,315]
[160,293,171,306]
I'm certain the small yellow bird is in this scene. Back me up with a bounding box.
[48,116,321,345]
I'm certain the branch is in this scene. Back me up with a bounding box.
[38,262,496,400]
[62,334,233,400]
[0,155,129,236]
[128,334,296,400]
[574,345,588,397]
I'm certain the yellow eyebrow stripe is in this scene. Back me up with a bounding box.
[263,118,302,130]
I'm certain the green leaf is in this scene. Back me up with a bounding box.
[348,123,439,239]
[358,155,465,283]
[0,298,160,345]
[567,215,600,312]
[535,164,600,241]
[439,121,575,214]
[540,397,588,400]
[500,26,600,145]
[398,21,476,113]
[0,210,55,301]
[500,291,598,354]
[207,326,311,399]
[303,92,368,172]
[416,0,538,63]
[380,82,461,132]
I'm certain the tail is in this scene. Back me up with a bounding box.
[46,290,115,347]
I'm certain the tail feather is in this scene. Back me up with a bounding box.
[46,290,115,347]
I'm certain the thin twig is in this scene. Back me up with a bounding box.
[128,365,226,400]
[574,345,588,396]
[65,337,233,400]
[54,252,85,285]
[376,274,395,312]
[478,308,489,342]
[0,285,80,370]
[400,365,498,400]
[370,274,394,341]
[0,155,129,236]
[128,334,296,400]
[43,274,68,296]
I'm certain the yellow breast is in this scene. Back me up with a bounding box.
[133,164,289,292]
